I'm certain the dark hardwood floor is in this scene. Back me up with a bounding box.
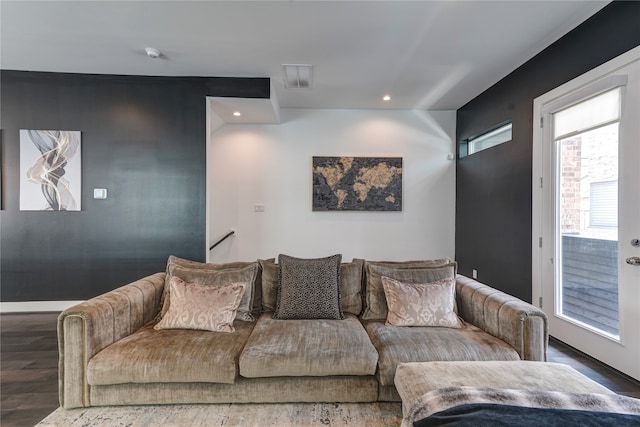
[1,312,639,427]
[547,336,640,399]
[1,313,59,427]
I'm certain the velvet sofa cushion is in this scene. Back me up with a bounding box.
[259,259,279,312]
[239,312,378,378]
[166,255,255,271]
[274,254,343,320]
[363,319,520,386]
[340,258,365,315]
[87,320,255,386]
[260,258,364,315]
[159,262,258,322]
[163,255,256,302]
[162,256,260,315]
[361,259,456,321]
[154,277,247,332]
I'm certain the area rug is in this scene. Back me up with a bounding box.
[37,402,403,426]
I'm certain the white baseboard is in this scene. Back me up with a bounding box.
[0,300,84,313]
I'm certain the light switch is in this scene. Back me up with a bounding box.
[93,188,107,199]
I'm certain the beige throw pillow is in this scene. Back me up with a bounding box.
[154,277,246,332]
[381,276,462,328]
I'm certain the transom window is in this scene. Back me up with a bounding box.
[460,122,512,157]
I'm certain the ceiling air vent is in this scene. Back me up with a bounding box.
[282,64,313,89]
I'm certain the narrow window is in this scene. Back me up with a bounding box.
[590,180,618,228]
[460,122,512,157]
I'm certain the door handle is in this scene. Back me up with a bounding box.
[626,257,640,266]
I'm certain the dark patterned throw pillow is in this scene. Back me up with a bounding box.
[274,254,344,320]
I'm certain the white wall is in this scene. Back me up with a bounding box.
[208,108,455,263]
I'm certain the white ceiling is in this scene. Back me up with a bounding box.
[1,1,609,111]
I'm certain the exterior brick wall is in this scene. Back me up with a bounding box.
[560,136,582,233]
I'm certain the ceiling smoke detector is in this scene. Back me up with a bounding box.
[282,64,313,89]
[145,47,161,59]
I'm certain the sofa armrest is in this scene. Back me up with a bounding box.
[57,273,165,408]
[455,275,548,362]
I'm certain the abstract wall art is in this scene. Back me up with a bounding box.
[20,130,81,211]
[312,156,402,211]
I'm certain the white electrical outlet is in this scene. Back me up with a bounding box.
[472,269,478,279]
[254,204,265,212]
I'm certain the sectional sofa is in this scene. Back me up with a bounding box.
[57,255,548,409]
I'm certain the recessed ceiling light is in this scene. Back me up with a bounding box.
[233,111,241,117]
[382,95,391,102]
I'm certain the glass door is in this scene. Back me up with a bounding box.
[533,47,640,380]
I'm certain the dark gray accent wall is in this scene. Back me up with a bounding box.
[0,71,268,301]
[455,1,640,302]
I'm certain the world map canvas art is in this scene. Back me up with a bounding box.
[20,130,82,211]
[312,156,402,211]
